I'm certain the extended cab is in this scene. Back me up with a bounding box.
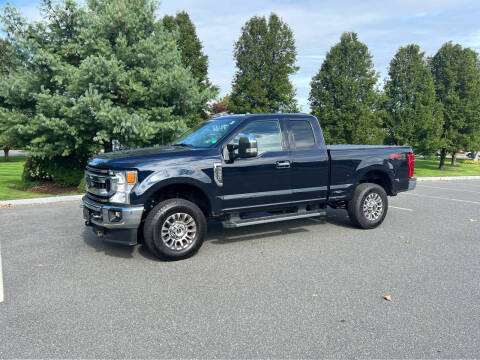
[82,114,416,259]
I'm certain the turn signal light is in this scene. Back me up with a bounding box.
[126,171,136,184]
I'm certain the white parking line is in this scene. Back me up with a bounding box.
[417,185,480,194]
[403,192,480,205]
[0,243,3,303]
[433,182,480,188]
[390,206,414,211]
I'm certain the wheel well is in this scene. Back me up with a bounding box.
[359,170,393,195]
[145,183,211,218]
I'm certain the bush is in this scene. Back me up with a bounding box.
[77,176,86,193]
[23,155,85,187]
[22,157,52,182]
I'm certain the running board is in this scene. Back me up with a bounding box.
[222,210,326,228]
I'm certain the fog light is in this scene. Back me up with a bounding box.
[108,209,122,222]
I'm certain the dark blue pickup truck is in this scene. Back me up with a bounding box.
[82,113,416,259]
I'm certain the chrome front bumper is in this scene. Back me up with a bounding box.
[82,195,144,245]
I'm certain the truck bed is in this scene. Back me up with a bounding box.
[326,144,413,201]
[327,144,412,151]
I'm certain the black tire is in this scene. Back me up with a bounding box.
[143,198,207,260]
[347,183,388,229]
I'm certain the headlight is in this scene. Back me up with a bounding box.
[109,170,137,204]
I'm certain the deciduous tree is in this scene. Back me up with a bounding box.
[383,44,442,155]
[431,42,480,168]
[229,13,298,113]
[309,32,383,144]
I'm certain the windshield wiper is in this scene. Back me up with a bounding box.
[173,143,194,148]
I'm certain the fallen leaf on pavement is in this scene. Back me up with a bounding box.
[468,218,477,222]
[399,235,405,239]
[405,240,411,244]
[36,264,44,267]
[0,203,13,209]
[312,293,318,297]
[384,295,392,301]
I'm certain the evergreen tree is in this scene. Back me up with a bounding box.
[431,42,480,168]
[0,0,215,181]
[162,11,212,89]
[162,11,218,121]
[229,13,298,113]
[309,32,383,144]
[0,21,28,161]
[384,44,442,155]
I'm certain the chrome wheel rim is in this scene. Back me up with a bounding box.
[362,193,383,221]
[161,213,197,251]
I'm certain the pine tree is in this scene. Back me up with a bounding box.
[384,44,442,155]
[229,13,298,113]
[309,32,383,144]
[431,42,480,168]
[0,0,215,181]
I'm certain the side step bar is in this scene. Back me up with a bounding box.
[222,210,326,228]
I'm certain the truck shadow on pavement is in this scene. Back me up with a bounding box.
[82,208,355,261]
[82,228,136,259]
[205,208,355,245]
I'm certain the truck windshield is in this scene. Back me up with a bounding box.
[171,117,241,148]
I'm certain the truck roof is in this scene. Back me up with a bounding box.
[213,113,313,121]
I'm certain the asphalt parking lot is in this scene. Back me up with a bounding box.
[1,180,479,358]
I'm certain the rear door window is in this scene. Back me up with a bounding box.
[288,120,315,150]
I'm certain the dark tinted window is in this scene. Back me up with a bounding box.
[289,120,315,150]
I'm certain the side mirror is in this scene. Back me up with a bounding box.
[238,134,258,158]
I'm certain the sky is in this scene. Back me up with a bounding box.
[2,0,480,111]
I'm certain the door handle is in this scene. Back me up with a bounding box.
[276,160,291,169]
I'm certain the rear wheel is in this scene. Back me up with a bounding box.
[144,198,207,260]
[347,183,388,229]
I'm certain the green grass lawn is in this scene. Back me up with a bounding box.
[415,158,480,177]
[0,156,53,200]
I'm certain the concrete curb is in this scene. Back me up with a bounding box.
[0,194,83,207]
[417,176,480,182]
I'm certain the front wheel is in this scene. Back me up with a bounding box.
[347,183,388,229]
[143,198,207,260]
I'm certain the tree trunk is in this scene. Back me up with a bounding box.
[473,151,480,162]
[451,152,457,166]
[438,148,447,170]
[3,148,9,162]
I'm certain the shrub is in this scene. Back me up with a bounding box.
[23,156,85,187]
[77,176,86,193]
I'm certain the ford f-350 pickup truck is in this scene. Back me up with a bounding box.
[82,113,416,259]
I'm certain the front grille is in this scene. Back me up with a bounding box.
[85,165,116,199]
[86,192,109,203]
[86,165,109,175]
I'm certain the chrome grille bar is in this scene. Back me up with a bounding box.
[85,166,116,198]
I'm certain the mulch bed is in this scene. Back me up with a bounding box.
[11,183,79,195]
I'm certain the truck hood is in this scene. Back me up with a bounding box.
[87,146,214,170]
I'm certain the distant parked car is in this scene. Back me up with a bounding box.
[466,152,474,159]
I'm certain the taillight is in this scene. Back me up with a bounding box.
[407,153,415,178]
